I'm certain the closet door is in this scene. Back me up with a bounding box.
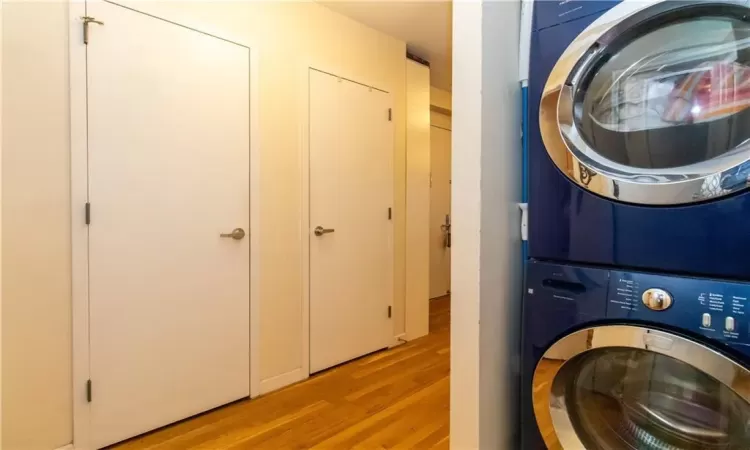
[309,70,394,373]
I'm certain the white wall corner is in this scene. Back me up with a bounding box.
[451,0,523,449]
[450,1,482,448]
[478,1,522,449]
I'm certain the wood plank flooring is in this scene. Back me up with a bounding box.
[112,296,451,449]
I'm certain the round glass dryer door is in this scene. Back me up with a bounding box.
[532,326,750,450]
[542,1,750,205]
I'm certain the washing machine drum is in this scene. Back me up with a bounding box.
[562,348,750,449]
[533,326,750,450]
[541,1,750,205]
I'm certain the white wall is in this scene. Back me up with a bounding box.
[3,3,72,449]
[450,3,482,446]
[478,1,522,447]
[2,2,409,449]
[405,60,431,340]
[451,0,522,448]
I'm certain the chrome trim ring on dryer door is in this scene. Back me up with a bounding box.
[541,0,750,205]
[531,325,750,449]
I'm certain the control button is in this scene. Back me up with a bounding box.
[726,316,736,332]
[642,288,673,311]
[702,313,712,328]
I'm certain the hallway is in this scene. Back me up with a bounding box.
[113,296,451,449]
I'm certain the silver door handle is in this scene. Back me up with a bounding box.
[314,226,335,237]
[220,228,246,240]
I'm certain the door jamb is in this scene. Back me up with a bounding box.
[0,1,4,445]
[69,3,261,448]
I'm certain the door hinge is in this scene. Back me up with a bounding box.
[82,16,104,45]
[388,108,392,121]
[519,203,528,241]
[86,379,93,403]
[388,207,392,220]
[388,306,392,318]
[85,202,91,225]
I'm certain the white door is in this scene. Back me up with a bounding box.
[429,115,452,299]
[86,3,250,447]
[309,70,394,373]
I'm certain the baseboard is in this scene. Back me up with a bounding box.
[259,367,307,395]
[55,445,74,450]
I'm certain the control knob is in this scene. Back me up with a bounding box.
[642,288,673,311]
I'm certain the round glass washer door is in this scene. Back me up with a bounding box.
[543,1,750,205]
[532,326,750,450]
[561,348,750,449]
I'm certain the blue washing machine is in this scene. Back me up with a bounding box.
[528,0,750,280]
[520,260,750,449]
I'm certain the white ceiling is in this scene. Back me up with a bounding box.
[319,1,453,91]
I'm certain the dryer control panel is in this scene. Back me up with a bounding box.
[533,0,620,31]
[608,270,750,350]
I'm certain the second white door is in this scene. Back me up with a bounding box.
[309,70,394,373]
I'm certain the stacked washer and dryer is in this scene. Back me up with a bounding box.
[522,1,750,448]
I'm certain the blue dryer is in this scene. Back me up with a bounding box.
[528,0,750,279]
[521,260,750,449]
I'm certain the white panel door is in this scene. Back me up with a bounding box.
[86,3,250,447]
[429,122,452,299]
[309,70,394,373]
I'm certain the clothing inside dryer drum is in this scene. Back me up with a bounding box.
[560,348,750,450]
[577,16,750,169]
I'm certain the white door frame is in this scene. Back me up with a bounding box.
[300,65,397,378]
[69,3,261,448]
[0,1,4,445]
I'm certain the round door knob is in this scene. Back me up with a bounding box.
[220,228,246,240]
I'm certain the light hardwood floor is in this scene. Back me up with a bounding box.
[111,296,451,449]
